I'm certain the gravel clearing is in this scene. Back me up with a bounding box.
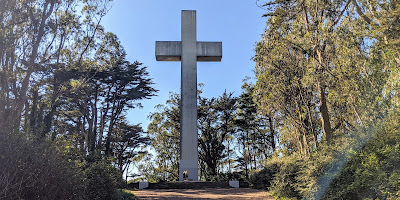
[132,188,275,200]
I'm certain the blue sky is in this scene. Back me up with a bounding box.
[102,0,266,130]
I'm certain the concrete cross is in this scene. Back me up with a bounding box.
[155,10,222,181]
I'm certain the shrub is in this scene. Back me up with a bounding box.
[321,113,400,200]
[83,159,124,200]
[0,133,85,200]
[268,112,400,200]
[229,171,248,181]
[250,162,279,189]
[269,155,302,199]
[0,133,129,200]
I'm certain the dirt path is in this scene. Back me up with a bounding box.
[131,188,275,200]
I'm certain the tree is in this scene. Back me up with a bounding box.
[147,92,181,181]
[0,1,157,198]
[56,32,156,156]
[0,0,112,135]
[111,119,149,177]
[146,89,239,181]
[252,0,400,198]
[215,91,238,175]
[95,32,157,156]
[197,91,236,180]
[254,0,380,151]
[235,82,270,178]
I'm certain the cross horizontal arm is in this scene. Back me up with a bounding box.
[197,42,222,62]
[155,41,182,61]
[155,41,222,62]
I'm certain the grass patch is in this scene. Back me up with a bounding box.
[117,189,138,200]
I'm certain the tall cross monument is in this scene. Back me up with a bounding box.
[155,10,222,181]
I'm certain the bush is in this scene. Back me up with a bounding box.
[266,113,400,200]
[0,133,129,200]
[322,113,400,200]
[83,159,125,200]
[0,133,85,200]
[269,155,302,199]
[250,162,279,189]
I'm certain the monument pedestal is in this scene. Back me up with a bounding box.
[146,181,233,189]
[129,181,250,189]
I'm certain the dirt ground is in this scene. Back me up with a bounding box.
[131,188,275,200]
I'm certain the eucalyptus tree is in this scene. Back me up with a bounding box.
[251,0,400,198]
[147,93,181,181]
[0,0,112,135]
[361,0,400,108]
[253,0,379,151]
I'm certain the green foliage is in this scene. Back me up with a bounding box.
[112,119,149,174]
[0,1,155,199]
[254,113,400,200]
[0,133,85,200]
[198,91,237,180]
[0,0,113,135]
[146,92,181,181]
[250,162,279,189]
[322,113,400,200]
[269,156,302,199]
[0,133,128,200]
[116,189,138,200]
[83,159,125,200]
[146,86,274,181]
[252,0,400,199]
[235,82,273,179]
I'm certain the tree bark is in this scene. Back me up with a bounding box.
[268,116,276,152]
[351,0,372,24]
[319,85,332,143]
[11,1,55,134]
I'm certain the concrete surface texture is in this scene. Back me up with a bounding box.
[155,10,222,181]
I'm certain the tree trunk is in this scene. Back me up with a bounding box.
[104,115,116,156]
[298,134,304,156]
[30,88,38,136]
[268,116,276,152]
[43,77,59,139]
[319,85,332,143]
[12,1,55,134]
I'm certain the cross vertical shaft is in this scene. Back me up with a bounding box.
[180,10,198,181]
[155,10,222,182]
